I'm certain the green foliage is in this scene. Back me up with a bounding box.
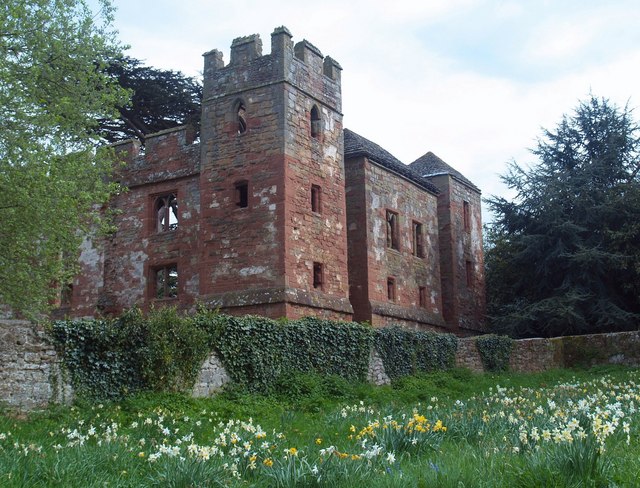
[485,96,640,338]
[475,334,514,372]
[3,367,638,487]
[99,56,202,143]
[0,0,129,316]
[123,307,209,391]
[49,307,209,400]
[49,310,373,399]
[208,315,374,393]
[374,326,458,380]
[48,318,142,399]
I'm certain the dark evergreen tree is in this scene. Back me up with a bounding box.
[99,56,202,143]
[485,96,640,338]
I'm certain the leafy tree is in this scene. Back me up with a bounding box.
[0,0,128,316]
[99,56,202,143]
[485,96,640,338]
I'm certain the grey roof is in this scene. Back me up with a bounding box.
[410,151,479,191]
[343,129,439,195]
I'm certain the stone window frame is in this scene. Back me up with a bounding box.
[387,277,396,301]
[311,184,322,214]
[151,263,179,300]
[419,286,427,308]
[310,104,322,139]
[386,210,400,251]
[234,180,249,208]
[412,220,425,258]
[463,200,471,232]
[313,262,324,290]
[152,191,179,234]
[234,98,247,135]
[59,282,73,308]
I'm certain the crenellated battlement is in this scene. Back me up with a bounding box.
[111,126,200,187]
[294,39,323,62]
[202,26,341,110]
[229,34,263,65]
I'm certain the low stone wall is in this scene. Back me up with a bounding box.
[454,338,484,372]
[192,353,231,397]
[455,330,640,373]
[367,349,391,386]
[0,320,72,410]
[2,318,639,411]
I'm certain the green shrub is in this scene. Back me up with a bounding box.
[475,334,513,372]
[136,307,209,391]
[210,315,373,393]
[48,307,209,399]
[374,326,458,380]
[48,317,144,399]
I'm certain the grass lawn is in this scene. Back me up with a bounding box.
[1,366,639,487]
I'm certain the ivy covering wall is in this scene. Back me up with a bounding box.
[475,334,514,372]
[374,326,458,380]
[49,309,461,400]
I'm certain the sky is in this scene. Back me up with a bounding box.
[101,0,640,220]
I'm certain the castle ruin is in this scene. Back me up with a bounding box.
[65,27,485,335]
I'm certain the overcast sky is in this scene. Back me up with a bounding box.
[103,0,640,219]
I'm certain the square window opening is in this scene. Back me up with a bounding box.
[313,262,323,289]
[386,210,399,251]
[311,185,322,214]
[235,181,249,208]
[387,277,396,301]
[155,264,178,299]
[412,221,425,258]
[419,286,427,308]
[463,201,471,232]
[60,283,73,308]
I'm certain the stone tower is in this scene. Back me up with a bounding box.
[198,27,353,319]
[410,152,486,333]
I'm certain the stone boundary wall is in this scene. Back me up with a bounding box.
[0,320,72,410]
[2,318,639,411]
[455,330,640,373]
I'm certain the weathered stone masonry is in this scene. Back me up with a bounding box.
[0,320,71,410]
[65,27,485,334]
[4,321,639,410]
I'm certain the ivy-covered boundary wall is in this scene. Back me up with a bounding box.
[2,311,640,410]
[455,331,640,372]
[44,309,459,402]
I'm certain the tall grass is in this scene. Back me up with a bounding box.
[0,366,638,487]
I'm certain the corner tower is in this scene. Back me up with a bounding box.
[198,27,352,320]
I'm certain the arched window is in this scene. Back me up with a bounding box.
[310,105,321,139]
[237,102,247,134]
[155,193,178,232]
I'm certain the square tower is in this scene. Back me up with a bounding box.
[198,27,352,320]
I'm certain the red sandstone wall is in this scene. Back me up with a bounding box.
[70,127,201,315]
[345,156,446,329]
[199,28,351,319]
[282,85,349,302]
[345,158,371,323]
[429,174,485,332]
[198,81,286,298]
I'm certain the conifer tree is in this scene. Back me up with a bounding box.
[486,96,640,337]
[99,56,202,144]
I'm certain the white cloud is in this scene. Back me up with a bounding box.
[103,0,640,221]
